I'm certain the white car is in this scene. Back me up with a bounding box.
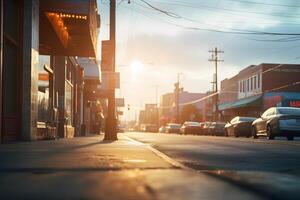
[252,107,300,140]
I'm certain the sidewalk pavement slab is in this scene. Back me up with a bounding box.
[0,135,263,200]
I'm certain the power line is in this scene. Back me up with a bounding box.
[139,0,181,18]
[133,0,300,36]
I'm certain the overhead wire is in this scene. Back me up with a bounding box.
[135,0,300,37]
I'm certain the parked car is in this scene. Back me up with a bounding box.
[201,121,213,135]
[166,123,181,134]
[225,116,257,137]
[207,122,226,136]
[159,126,166,133]
[252,107,300,140]
[180,121,201,135]
[141,124,159,133]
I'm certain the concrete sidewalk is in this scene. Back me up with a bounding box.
[0,135,262,200]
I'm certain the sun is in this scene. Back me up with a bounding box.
[129,60,144,74]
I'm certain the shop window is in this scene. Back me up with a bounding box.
[3,40,18,115]
[3,0,21,116]
[65,82,73,126]
[4,0,19,42]
[38,55,50,123]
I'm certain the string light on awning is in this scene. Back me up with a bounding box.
[58,13,87,20]
[45,12,70,48]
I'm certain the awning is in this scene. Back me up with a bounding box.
[219,95,262,111]
[39,0,100,57]
[77,58,101,82]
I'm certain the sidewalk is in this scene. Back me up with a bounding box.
[0,135,262,200]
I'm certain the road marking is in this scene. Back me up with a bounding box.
[124,135,190,170]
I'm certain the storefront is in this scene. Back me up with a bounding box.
[219,95,262,122]
[0,0,99,142]
[219,92,300,122]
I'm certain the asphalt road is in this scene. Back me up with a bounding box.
[125,132,300,200]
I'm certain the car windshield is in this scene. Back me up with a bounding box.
[277,107,300,115]
[239,117,256,122]
[185,122,200,126]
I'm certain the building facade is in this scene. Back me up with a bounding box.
[0,0,100,142]
[219,63,300,121]
[159,90,206,124]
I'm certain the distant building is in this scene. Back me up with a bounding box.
[219,63,300,121]
[159,90,206,124]
[139,104,158,128]
[203,91,214,122]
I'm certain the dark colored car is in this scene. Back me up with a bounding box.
[165,123,181,134]
[200,121,213,135]
[180,121,201,135]
[252,107,300,140]
[208,122,226,136]
[225,116,257,137]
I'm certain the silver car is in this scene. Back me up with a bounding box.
[252,107,300,140]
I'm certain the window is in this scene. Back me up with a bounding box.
[38,55,51,123]
[243,80,245,92]
[247,79,250,91]
[254,76,257,89]
[257,73,260,89]
[239,81,242,92]
[250,77,253,90]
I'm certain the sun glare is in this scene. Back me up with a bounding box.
[129,60,144,74]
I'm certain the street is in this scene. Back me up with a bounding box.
[125,132,300,199]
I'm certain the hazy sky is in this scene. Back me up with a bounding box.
[97,0,300,120]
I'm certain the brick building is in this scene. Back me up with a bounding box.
[159,90,206,124]
[219,63,300,121]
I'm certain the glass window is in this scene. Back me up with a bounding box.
[4,0,20,42]
[3,40,18,115]
[65,82,73,125]
[277,108,300,115]
[254,76,257,89]
[250,77,253,90]
[257,74,260,89]
[247,79,250,91]
[38,55,51,122]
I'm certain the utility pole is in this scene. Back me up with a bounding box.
[104,0,117,140]
[174,73,181,123]
[209,47,224,121]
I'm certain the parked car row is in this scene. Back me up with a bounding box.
[159,121,227,136]
[158,107,300,140]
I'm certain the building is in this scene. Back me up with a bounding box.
[0,0,100,142]
[139,104,159,127]
[202,91,214,122]
[159,90,206,124]
[219,63,300,121]
[77,57,103,135]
